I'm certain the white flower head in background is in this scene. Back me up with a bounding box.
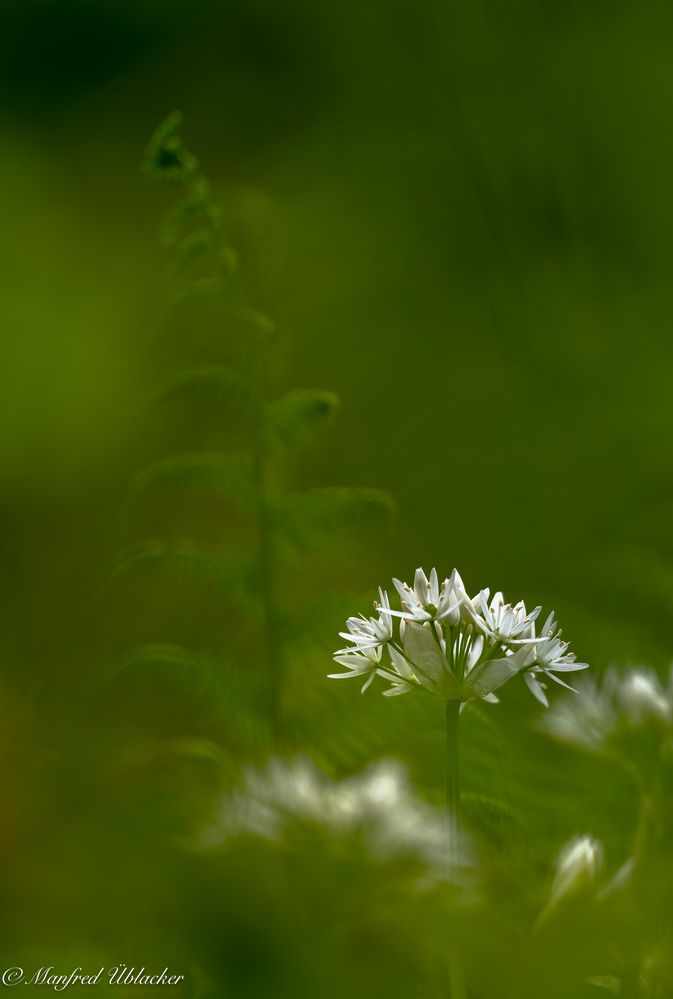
[542,666,673,772]
[616,671,671,726]
[552,835,603,900]
[197,758,470,885]
[330,567,588,705]
[537,835,603,925]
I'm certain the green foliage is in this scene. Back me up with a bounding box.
[112,115,395,758]
[461,792,526,848]
[142,111,199,187]
[126,452,252,508]
[104,539,254,606]
[102,642,214,691]
[107,538,221,583]
[276,487,395,547]
[158,365,247,407]
[10,10,673,999]
[265,388,339,444]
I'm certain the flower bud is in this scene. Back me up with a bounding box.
[547,836,603,911]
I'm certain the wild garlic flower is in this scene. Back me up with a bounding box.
[542,666,673,765]
[331,588,392,692]
[617,671,671,726]
[551,836,603,901]
[197,758,469,883]
[330,644,382,693]
[339,587,393,649]
[390,568,467,625]
[330,567,587,705]
[523,613,589,708]
[538,835,603,924]
[472,590,540,644]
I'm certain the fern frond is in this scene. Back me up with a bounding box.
[171,229,216,273]
[159,177,220,248]
[172,229,239,280]
[105,538,215,585]
[274,487,395,547]
[238,308,276,343]
[101,643,214,691]
[265,389,339,444]
[126,453,252,508]
[142,111,199,187]
[171,275,236,313]
[101,539,258,611]
[158,366,248,408]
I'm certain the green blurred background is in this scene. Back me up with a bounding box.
[2,1,673,995]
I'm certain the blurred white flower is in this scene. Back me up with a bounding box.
[331,567,586,705]
[553,836,603,895]
[616,671,671,726]
[542,666,673,766]
[197,758,470,883]
[540,835,603,920]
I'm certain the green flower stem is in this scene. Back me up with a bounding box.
[445,698,461,835]
[630,783,663,992]
[445,698,465,999]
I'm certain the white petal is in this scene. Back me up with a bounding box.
[338,632,380,647]
[360,671,377,693]
[429,567,439,604]
[414,567,428,603]
[376,667,407,684]
[545,671,578,693]
[333,653,376,668]
[541,611,556,636]
[383,683,414,697]
[389,645,416,681]
[524,670,549,707]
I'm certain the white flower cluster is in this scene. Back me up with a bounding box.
[330,567,587,705]
[543,666,673,753]
[198,758,468,880]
